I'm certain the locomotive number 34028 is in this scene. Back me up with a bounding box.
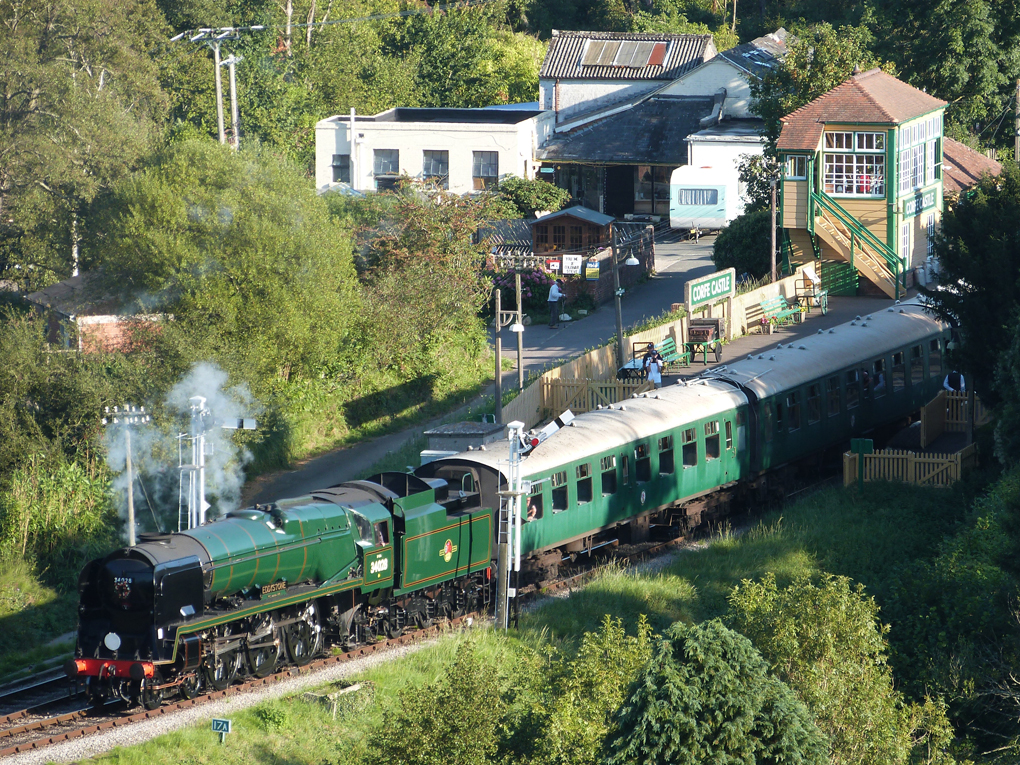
[370,557,389,575]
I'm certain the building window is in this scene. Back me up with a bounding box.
[422,150,449,189]
[535,225,548,245]
[569,225,583,248]
[824,154,885,196]
[926,214,936,255]
[373,149,399,191]
[331,154,350,184]
[552,225,565,248]
[856,132,886,151]
[901,222,911,259]
[925,141,937,185]
[677,188,719,206]
[472,151,498,190]
[898,145,925,194]
[824,132,854,150]
[785,156,807,179]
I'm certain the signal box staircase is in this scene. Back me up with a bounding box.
[807,191,903,300]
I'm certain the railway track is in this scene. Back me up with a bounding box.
[2,475,839,761]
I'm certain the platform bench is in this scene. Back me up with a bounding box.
[759,295,803,334]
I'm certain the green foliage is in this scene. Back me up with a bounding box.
[729,573,915,765]
[252,702,290,731]
[532,615,653,765]
[604,619,827,765]
[91,138,361,388]
[493,176,571,218]
[737,154,780,214]
[712,209,773,278]
[920,164,1020,417]
[372,640,504,765]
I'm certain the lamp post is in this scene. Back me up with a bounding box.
[610,227,642,370]
[770,176,778,283]
[493,289,524,424]
[101,405,151,547]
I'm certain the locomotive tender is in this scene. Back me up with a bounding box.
[69,299,948,707]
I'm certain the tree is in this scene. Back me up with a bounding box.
[750,22,886,152]
[920,163,1020,416]
[737,154,780,214]
[373,640,504,765]
[712,209,772,278]
[88,139,360,389]
[494,176,571,218]
[729,573,920,765]
[604,619,827,765]
[0,0,168,288]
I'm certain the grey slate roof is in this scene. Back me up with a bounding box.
[540,30,715,82]
[717,29,789,79]
[536,96,715,165]
[533,206,615,227]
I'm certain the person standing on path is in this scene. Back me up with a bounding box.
[643,342,664,388]
[547,279,564,328]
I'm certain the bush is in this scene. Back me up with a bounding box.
[604,620,826,765]
[494,176,571,218]
[488,267,554,315]
[712,209,773,278]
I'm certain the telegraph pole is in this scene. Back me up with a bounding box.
[223,55,243,149]
[102,405,151,547]
[211,39,226,144]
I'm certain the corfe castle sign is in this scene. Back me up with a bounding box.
[685,268,736,312]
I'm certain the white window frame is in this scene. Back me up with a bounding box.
[926,214,936,255]
[824,131,854,150]
[823,153,885,197]
[925,140,936,185]
[901,222,911,260]
[785,155,807,179]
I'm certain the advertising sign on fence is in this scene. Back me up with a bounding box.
[585,259,600,280]
[685,268,736,312]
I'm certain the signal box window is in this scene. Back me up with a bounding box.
[576,463,593,503]
[929,339,942,378]
[846,370,860,409]
[551,470,568,513]
[787,392,801,432]
[658,435,674,475]
[807,384,821,424]
[526,486,543,522]
[911,345,924,386]
[725,421,733,450]
[892,351,905,391]
[600,455,617,495]
[873,360,886,397]
[826,376,840,416]
[635,443,651,482]
[705,422,720,460]
[682,428,698,466]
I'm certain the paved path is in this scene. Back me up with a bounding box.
[246,238,896,504]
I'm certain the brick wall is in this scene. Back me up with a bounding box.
[560,226,656,306]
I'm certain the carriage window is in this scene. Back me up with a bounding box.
[827,376,840,416]
[622,454,630,485]
[576,463,593,503]
[846,370,860,409]
[600,455,617,495]
[635,443,652,482]
[736,409,745,427]
[762,405,774,443]
[873,360,887,397]
[551,470,568,513]
[776,402,785,433]
[892,351,905,391]
[658,435,674,475]
[526,486,544,521]
[911,345,924,386]
[929,339,942,378]
[705,422,720,460]
[725,421,733,450]
[682,427,698,466]
[807,384,821,423]
[787,392,801,432]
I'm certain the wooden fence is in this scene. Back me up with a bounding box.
[541,378,654,415]
[919,390,947,448]
[843,443,978,488]
[918,391,991,447]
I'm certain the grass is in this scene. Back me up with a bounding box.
[79,475,995,764]
[0,559,77,679]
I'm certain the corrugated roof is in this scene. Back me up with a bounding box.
[778,69,947,152]
[540,30,715,82]
[537,96,714,165]
[717,28,789,79]
[942,138,1003,195]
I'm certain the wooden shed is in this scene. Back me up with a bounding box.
[530,206,614,254]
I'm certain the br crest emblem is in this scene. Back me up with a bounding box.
[440,539,458,563]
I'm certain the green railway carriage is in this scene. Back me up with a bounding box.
[417,300,950,582]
